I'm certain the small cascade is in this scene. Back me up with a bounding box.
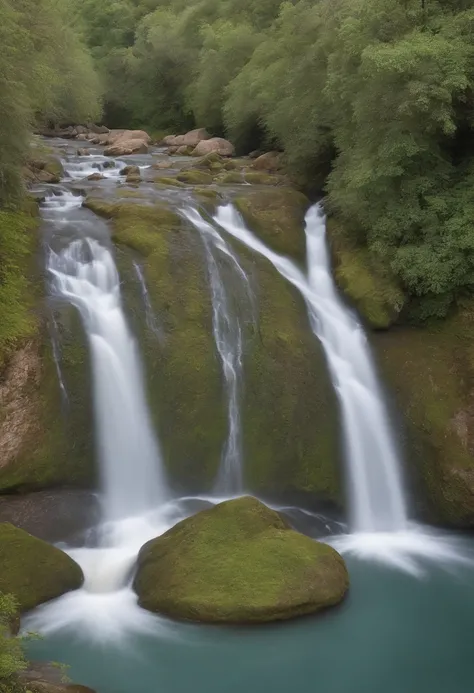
[214,203,407,533]
[62,155,126,181]
[182,207,254,495]
[48,310,68,406]
[133,260,165,343]
[48,237,167,521]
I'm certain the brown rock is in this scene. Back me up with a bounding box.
[176,145,194,155]
[87,173,105,181]
[152,160,173,170]
[120,165,140,176]
[161,134,178,146]
[252,151,282,173]
[77,149,90,156]
[192,137,235,157]
[20,662,97,693]
[87,122,109,135]
[181,128,211,147]
[104,140,149,156]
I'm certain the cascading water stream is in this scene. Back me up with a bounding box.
[214,203,474,572]
[182,207,254,495]
[48,238,167,522]
[133,260,165,343]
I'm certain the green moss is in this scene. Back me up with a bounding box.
[374,305,474,526]
[190,152,224,174]
[214,171,244,185]
[153,176,185,188]
[116,189,146,199]
[104,200,226,489]
[326,217,405,329]
[244,172,283,186]
[134,496,348,623]
[242,250,340,500]
[177,170,213,185]
[234,188,309,261]
[43,157,63,179]
[0,523,83,612]
[0,210,38,370]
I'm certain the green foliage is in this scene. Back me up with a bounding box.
[0,593,26,685]
[0,210,37,369]
[0,0,102,205]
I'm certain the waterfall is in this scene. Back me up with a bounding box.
[133,260,165,343]
[214,203,408,533]
[48,238,167,522]
[182,207,253,495]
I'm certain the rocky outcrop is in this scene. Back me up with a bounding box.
[134,497,349,623]
[192,137,234,157]
[86,195,339,501]
[162,128,211,148]
[24,156,64,184]
[104,131,149,157]
[0,523,83,612]
[374,305,474,527]
[20,663,96,693]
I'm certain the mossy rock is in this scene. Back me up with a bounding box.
[109,196,339,500]
[190,152,224,174]
[134,497,348,623]
[243,172,283,186]
[214,171,244,185]
[234,189,309,261]
[374,305,474,527]
[241,250,340,500]
[326,216,405,329]
[0,523,83,612]
[177,170,213,185]
[153,176,186,188]
[95,199,226,490]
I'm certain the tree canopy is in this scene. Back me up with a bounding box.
[0,0,102,206]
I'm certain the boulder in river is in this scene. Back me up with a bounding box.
[251,151,282,173]
[133,496,348,623]
[87,173,105,181]
[104,129,151,156]
[192,137,235,157]
[0,523,83,612]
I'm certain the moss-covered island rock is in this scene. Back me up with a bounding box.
[0,523,83,612]
[133,496,349,623]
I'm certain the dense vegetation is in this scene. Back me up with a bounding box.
[0,593,26,693]
[0,0,102,206]
[70,0,474,320]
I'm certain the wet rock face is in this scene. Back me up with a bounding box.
[374,309,474,527]
[134,496,349,623]
[0,489,99,543]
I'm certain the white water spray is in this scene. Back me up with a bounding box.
[182,207,253,495]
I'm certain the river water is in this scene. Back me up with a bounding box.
[22,139,474,693]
